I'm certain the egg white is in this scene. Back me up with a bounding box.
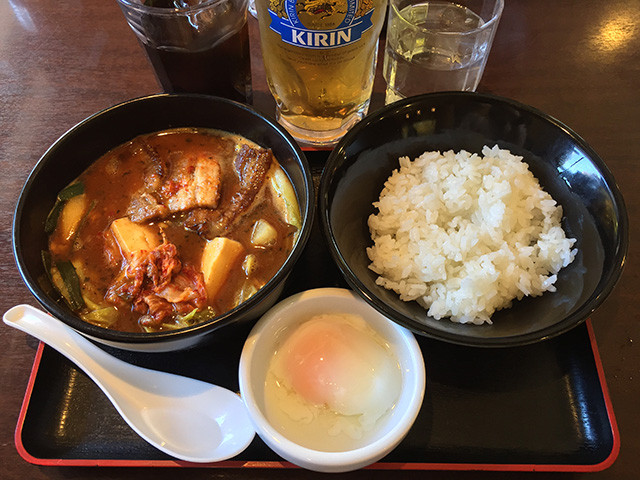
[264,313,402,451]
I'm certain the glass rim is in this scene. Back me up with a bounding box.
[116,0,243,15]
[390,0,504,36]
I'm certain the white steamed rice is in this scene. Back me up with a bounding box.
[366,145,577,325]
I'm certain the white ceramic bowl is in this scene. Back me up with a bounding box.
[238,288,426,473]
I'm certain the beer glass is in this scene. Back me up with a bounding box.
[254,0,388,146]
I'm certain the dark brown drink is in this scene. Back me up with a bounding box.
[143,22,251,102]
[119,0,252,103]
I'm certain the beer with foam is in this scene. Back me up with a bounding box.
[255,0,387,145]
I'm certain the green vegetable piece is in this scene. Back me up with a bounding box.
[55,260,85,310]
[39,250,58,297]
[147,306,216,333]
[41,250,52,278]
[82,307,119,327]
[44,182,85,233]
[191,306,216,324]
[155,324,176,331]
[177,308,199,324]
[36,251,57,299]
[44,201,65,234]
[58,182,84,201]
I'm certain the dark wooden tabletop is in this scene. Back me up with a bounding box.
[1,1,638,479]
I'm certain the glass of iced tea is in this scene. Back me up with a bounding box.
[117,0,252,103]
[383,0,503,104]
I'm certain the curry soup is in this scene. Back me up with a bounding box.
[45,128,300,333]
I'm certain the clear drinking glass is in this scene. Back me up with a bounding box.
[116,0,252,103]
[383,0,504,104]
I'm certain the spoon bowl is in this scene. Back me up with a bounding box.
[3,304,255,463]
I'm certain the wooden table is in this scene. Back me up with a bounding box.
[1,1,638,479]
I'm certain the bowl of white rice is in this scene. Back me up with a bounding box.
[319,92,628,347]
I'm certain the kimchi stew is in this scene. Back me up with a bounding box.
[43,128,301,333]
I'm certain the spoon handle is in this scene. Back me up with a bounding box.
[3,304,131,388]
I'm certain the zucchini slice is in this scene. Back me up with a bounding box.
[54,260,85,310]
[45,182,85,233]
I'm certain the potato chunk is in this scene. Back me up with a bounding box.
[110,217,162,259]
[251,219,277,247]
[201,237,245,300]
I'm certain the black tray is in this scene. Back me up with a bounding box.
[15,151,619,471]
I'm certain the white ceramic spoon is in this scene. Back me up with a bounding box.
[4,304,255,463]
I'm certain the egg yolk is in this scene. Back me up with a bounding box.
[274,313,401,418]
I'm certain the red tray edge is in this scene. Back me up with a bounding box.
[13,319,621,472]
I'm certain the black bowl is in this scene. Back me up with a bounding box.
[14,94,314,352]
[319,92,628,347]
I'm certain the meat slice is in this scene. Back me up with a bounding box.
[186,144,274,238]
[126,142,222,223]
[125,141,168,222]
[127,192,169,223]
[162,154,222,213]
[231,144,273,217]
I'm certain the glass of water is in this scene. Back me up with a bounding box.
[383,0,504,104]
